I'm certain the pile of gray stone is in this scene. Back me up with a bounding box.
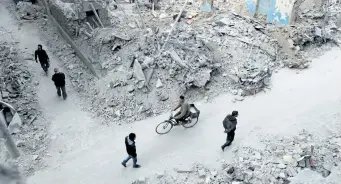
[133,130,341,184]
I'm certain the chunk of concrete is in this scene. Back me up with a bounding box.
[198,169,206,178]
[277,164,287,169]
[156,79,164,88]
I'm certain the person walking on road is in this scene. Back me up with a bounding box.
[35,44,50,73]
[221,111,238,151]
[121,133,141,168]
[52,67,67,100]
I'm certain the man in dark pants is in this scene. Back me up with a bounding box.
[221,111,238,151]
[35,44,50,72]
[52,68,67,100]
[122,133,141,168]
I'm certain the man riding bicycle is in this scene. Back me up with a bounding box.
[35,44,50,73]
[172,95,190,125]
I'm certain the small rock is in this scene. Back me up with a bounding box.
[127,85,135,93]
[115,110,121,117]
[156,171,165,179]
[134,177,146,184]
[176,166,193,173]
[279,173,286,178]
[156,78,164,88]
[110,82,121,88]
[254,151,262,160]
[323,163,333,171]
[277,164,287,169]
[283,155,296,165]
[234,96,244,101]
[216,17,230,26]
[321,168,331,177]
[205,176,211,183]
[198,169,206,178]
[231,181,242,184]
[169,69,176,78]
[211,170,218,177]
[34,81,39,86]
[204,96,209,101]
[158,92,169,101]
[1,91,9,99]
[315,27,322,37]
[287,39,294,49]
[227,167,235,174]
[248,166,255,171]
[286,166,297,177]
[223,73,227,77]
[16,141,25,147]
[231,89,238,95]
[32,155,39,160]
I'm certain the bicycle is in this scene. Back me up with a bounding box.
[155,104,200,135]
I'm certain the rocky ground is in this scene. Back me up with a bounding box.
[133,130,341,184]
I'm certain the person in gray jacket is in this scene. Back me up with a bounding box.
[221,111,238,151]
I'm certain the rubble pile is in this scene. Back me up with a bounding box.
[0,41,39,124]
[16,1,45,20]
[0,28,48,176]
[26,0,340,123]
[74,10,289,122]
[275,0,341,68]
[133,130,341,184]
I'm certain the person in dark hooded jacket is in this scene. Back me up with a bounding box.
[121,133,141,168]
[221,111,238,151]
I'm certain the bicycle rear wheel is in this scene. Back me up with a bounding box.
[155,120,173,134]
[182,116,199,128]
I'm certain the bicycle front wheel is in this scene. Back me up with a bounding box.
[155,120,173,135]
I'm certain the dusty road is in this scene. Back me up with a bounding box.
[1,1,341,184]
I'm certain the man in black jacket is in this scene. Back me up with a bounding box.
[221,111,238,151]
[52,68,67,100]
[35,44,50,72]
[121,133,141,168]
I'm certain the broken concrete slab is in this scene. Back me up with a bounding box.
[156,78,164,88]
[133,60,146,88]
[198,169,206,178]
[168,49,189,69]
[185,69,212,88]
[8,113,22,134]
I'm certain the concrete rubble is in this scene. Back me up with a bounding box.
[0,27,48,177]
[16,1,45,20]
[13,0,339,125]
[133,130,341,184]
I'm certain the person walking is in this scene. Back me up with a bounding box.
[221,111,238,151]
[121,133,141,168]
[35,44,50,73]
[52,68,67,100]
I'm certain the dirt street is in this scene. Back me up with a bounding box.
[0,0,341,183]
[27,47,341,183]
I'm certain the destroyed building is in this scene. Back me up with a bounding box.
[15,0,339,124]
[2,0,341,183]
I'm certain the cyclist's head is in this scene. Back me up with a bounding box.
[232,111,239,117]
[179,95,185,103]
[38,44,42,50]
[129,133,136,140]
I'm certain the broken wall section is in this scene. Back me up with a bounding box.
[246,0,295,25]
[48,0,110,37]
